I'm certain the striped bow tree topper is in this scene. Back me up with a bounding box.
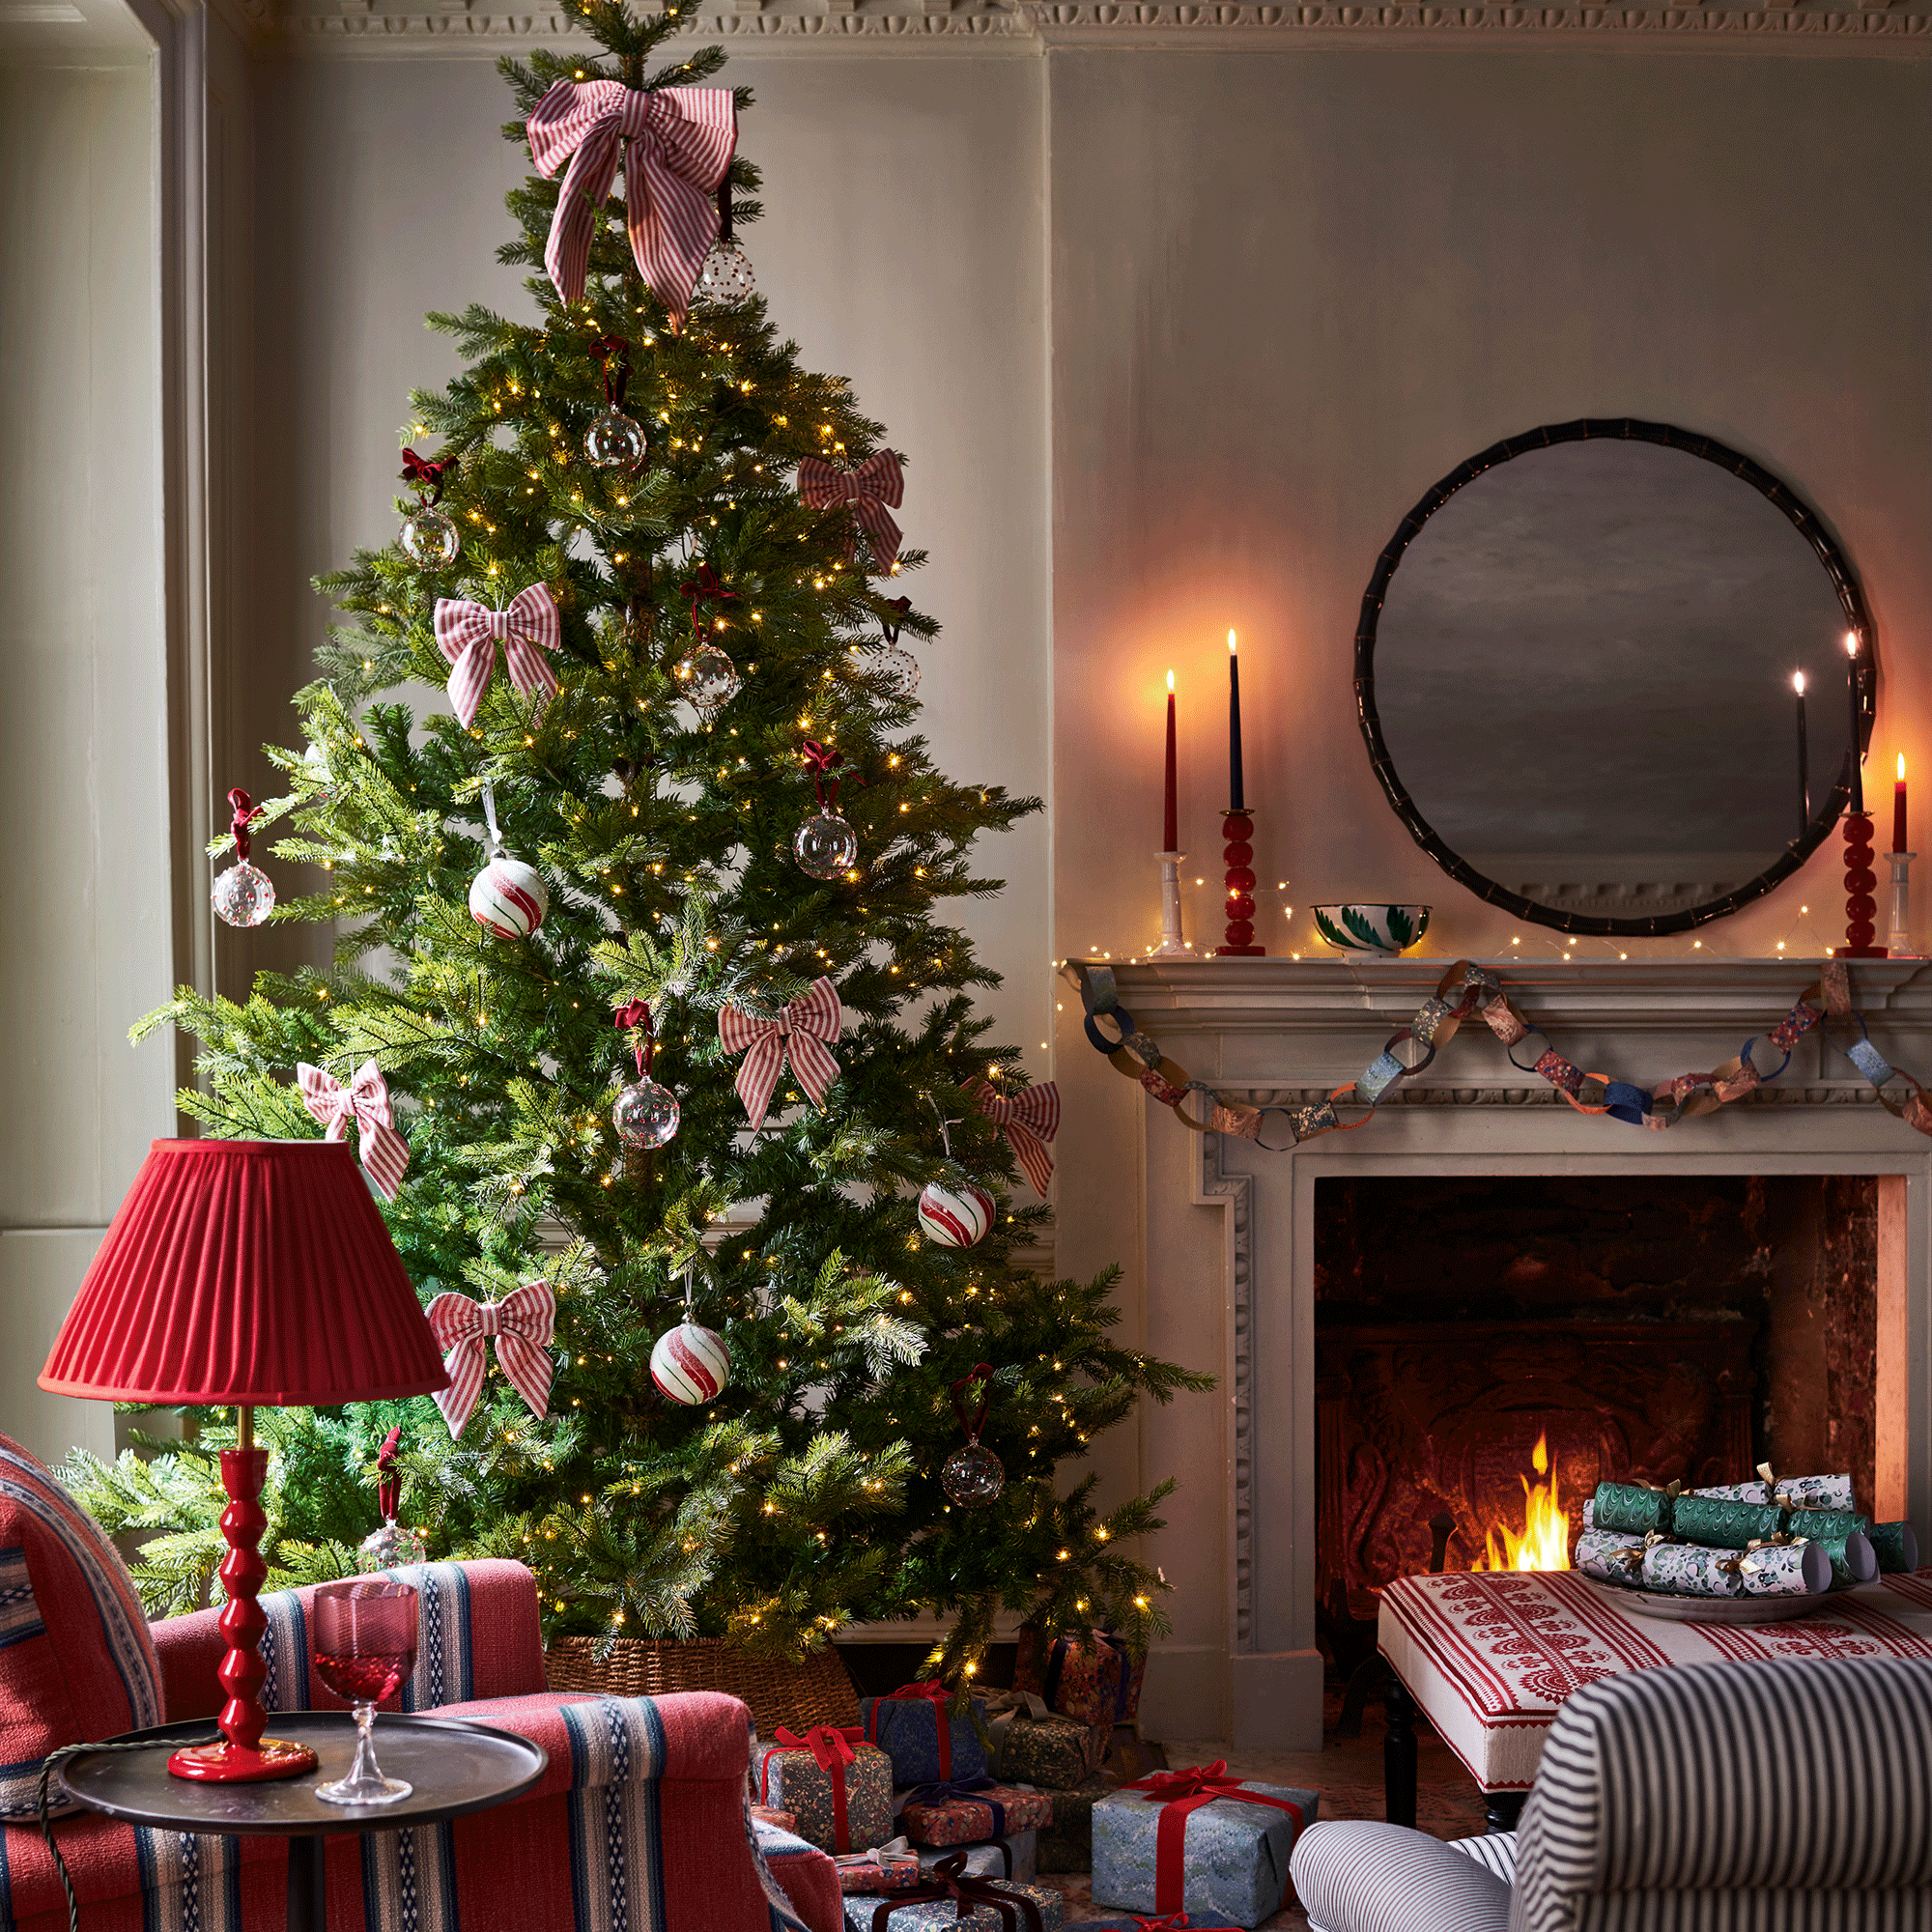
[297,1059,411,1199]
[967,1078,1060,1198]
[718,976,843,1130]
[433,582,561,727]
[424,1280,556,1437]
[525,79,735,325]
[797,451,904,572]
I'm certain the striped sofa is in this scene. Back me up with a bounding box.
[1,1554,841,1932]
[1291,1657,1932,1930]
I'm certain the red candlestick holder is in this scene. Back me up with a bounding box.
[1216,810,1266,957]
[1833,811,1889,960]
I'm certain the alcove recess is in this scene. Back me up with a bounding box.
[1314,1174,1885,1624]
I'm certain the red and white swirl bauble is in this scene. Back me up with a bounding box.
[918,1180,996,1249]
[469,854,549,940]
[650,1321,732,1406]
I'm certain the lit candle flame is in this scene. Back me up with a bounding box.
[1793,671,1805,696]
[1228,629,1237,656]
[1847,632,1861,658]
[1166,668,1175,693]
[1900,753,1908,782]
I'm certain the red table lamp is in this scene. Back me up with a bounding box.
[40,1139,449,1783]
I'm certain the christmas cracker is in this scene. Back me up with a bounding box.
[1591,1481,1679,1536]
[1867,1521,1920,1574]
[1669,1495,1786,1550]
[1574,1528,1646,1585]
[1738,1540,1831,1597]
[1641,1541,1745,1598]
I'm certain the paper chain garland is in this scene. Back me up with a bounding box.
[1058,957,1932,1151]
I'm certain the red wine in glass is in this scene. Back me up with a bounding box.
[312,1579,418,1805]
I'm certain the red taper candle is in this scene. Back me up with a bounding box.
[1895,753,1908,853]
[1163,669,1178,851]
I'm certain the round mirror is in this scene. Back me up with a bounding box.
[1355,420,1875,936]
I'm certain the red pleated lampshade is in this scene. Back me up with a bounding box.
[40,1139,449,1406]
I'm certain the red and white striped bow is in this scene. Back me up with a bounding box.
[526,79,736,325]
[797,452,904,572]
[424,1281,556,1438]
[297,1059,411,1200]
[968,1078,1060,1199]
[718,978,843,1131]
[433,582,561,728]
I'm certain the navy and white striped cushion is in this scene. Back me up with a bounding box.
[1513,1657,1932,1931]
[1291,1820,1512,1932]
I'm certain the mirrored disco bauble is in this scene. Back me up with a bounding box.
[673,640,741,717]
[941,1441,1006,1509]
[613,1077,681,1149]
[871,645,920,703]
[918,1180,996,1249]
[650,1321,731,1405]
[401,506,460,569]
[794,810,860,882]
[696,241,757,309]
[585,407,648,469]
[213,862,275,927]
[469,855,549,940]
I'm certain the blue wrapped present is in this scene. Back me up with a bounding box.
[861,1683,990,1785]
[1092,1765,1319,1929]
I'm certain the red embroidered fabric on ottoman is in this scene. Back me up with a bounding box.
[0,1432,162,1819]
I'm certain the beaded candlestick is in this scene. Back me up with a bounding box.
[1834,812,1889,959]
[1216,811,1266,956]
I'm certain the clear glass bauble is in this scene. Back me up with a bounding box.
[357,1519,427,1573]
[941,1441,1007,1509]
[870,645,920,702]
[400,505,460,569]
[585,406,648,469]
[794,811,860,881]
[212,861,275,927]
[696,241,757,309]
[672,640,741,717]
[613,1077,681,1149]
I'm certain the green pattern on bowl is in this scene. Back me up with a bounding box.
[1312,904,1432,953]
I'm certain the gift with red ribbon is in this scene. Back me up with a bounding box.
[860,1681,989,1785]
[756,1725,893,1856]
[899,1780,1053,1849]
[837,1851,1063,1932]
[1013,1626,1133,1729]
[1091,1762,1318,1929]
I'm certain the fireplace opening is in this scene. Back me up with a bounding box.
[1314,1173,1882,1639]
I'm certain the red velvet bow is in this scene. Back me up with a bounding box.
[226,787,264,863]
[375,1425,404,1520]
[680,561,739,636]
[762,1725,867,1853]
[1133,1918,1193,1931]
[1123,1762,1305,1917]
[400,448,453,502]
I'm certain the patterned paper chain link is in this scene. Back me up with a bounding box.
[1056,957,1932,1150]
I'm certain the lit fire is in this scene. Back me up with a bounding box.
[1472,1432,1572,1572]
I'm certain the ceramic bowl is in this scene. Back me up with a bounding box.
[1313,904,1432,953]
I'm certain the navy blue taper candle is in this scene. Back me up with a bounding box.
[1228,630,1245,813]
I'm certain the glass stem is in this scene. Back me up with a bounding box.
[349,1702,381,1785]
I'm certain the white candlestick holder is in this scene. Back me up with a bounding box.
[1151,850,1190,957]
[1887,850,1916,956]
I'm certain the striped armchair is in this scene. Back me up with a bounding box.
[1291,1657,1932,1930]
[1,1557,840,1932]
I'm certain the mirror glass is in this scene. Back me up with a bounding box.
[1360,424,1870,934]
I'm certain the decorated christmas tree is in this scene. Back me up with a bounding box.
[85,0,1209,1680]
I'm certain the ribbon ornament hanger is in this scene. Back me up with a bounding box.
[718,977,843,1131]
[297,1059,411,1200]
[526,80,736,327]
[425,1280,557,1437]
[797,450,904,573]
[966,1078,1059,1199]
[434,582,561,729]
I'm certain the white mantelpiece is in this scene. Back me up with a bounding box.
[1109,957,1932,1750]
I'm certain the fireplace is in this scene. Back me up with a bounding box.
[1313,1175,1877,1624]
[1081,955,1929,1750]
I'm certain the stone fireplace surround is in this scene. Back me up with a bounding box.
[1109,956,1930,1751]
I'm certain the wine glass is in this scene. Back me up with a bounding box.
[312,1578,418,1804]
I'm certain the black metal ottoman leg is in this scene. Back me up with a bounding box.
[1383,1677,1418,1828]
[287,1834,327,1932]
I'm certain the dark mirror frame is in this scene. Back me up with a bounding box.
[1354,418,1878,938]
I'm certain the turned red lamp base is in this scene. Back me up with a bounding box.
[168,1435,316,1782]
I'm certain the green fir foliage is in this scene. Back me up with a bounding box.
[106,0,1212,1678]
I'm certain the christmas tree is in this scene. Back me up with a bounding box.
[102,0,1209,1681]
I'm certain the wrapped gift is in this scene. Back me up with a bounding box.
[839,1859,1063,1932]
[1591,1481,1679,1536]
[756,1725,895,1855]
[1668,1496,1784,1550]
[918,1832,1037,1883]
[1014,1627,1134,1727]
[861,1684,990,1785]
[1738,1539,1831,1597]
[1103,1723,1167,1785]
[1079,1920,1244,1930]
[836,1847,926,1894]
[1092,1763,1317,1928]
[1641,1543,1744,1598]
[1868,1521,1920,1574]
[996,1708,1108,1787]
[1034,1776,1114,1874]
[1574,1528,1645,1585]
[900,1780,1054,1848]
[752,1804,799,1832]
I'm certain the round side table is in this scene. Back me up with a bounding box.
[59,1713,547,1932]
